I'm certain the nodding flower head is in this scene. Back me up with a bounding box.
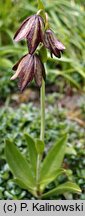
[11,54,46,91]
[14,15,45,54]
[43,29,65,58]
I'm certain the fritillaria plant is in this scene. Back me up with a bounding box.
[5,0,81,199]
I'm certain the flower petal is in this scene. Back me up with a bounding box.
[27,15,40,54]
[48,31,65,51]
[43,29,65,58]
[18,55,34,91]
[43,32,50,49]
[38,16,44,41]
[27,15,44,54]
[12,55,27,71]
[14,15,35,42]
[11,54,31,80]
[34,55,46,87]
[52,48,61,58]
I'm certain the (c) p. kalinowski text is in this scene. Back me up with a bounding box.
[32,202,84,212]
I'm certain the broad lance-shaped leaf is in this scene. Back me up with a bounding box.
[5,140,36,191]
[13,178,30,190]
[13,178,37,197]
[25,134,37,177]
[40,134,67,183]
[41,182,81,199]
[40,169,65,192]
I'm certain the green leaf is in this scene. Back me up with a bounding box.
[42,182,81,198]
[5,140,36,192]
[40,134,67,183]
[13,178,37,197]
[38,0,44,10]
[40,169,65,192]
[13,178,30,190]
[35,139,45,154]
[25,134,37,177]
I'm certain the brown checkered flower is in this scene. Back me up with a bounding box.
[43,29,65,58]
[11,54,46,91]
[14,15,44,54]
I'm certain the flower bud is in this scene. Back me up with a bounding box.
[11,54,46,91]
[43,29,65,58]
[14,15,44,54]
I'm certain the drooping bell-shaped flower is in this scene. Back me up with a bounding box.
[43,29,65,58]
[14,15,44,54]
[11,54,46,91]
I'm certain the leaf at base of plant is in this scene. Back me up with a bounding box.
[41,182,81,199]
[5,139,36,193]
[24,133,37,177]
[40,134,67,185]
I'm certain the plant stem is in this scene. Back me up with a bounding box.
[40,78,45,141]
[36,78,45,197]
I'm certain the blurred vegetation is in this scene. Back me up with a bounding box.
[0,0,85,199]
[0,0,85,100]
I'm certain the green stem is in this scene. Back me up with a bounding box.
[36,78,45,197]
[40,78,45,141]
